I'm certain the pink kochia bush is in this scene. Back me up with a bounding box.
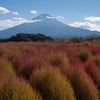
[0,70,42,100]
[83,61,100,97]
[30,67,76,100]
[15,53,48,80]
[61,66,99,100]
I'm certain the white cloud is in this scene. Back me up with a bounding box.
[56,16,64,19]
[13,17,27,21]
[84,16,100,22]
[68,16,100,32]
[0,7,11,14]
[69,21,100,32]
[12,12,19,15]
[30,10,37,14]
[0,29,2,31]
[46,16,54,19]
[0,18,42,30]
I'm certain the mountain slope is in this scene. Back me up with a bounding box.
[0,13,100,39]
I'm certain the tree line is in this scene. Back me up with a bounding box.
[0,33,54,42]
[56,34,100,43]
[0,33,99,43]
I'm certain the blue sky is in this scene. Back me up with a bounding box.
[0,0,100,32]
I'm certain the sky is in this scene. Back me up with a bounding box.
[0,0,100,32]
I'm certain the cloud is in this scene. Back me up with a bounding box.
[30,10,37,14]
[56,16,64,19]
[69,21,100,32]
[12,12,19,15]
[13,17,27,21]
[0,18,42,29]
[68,16,100,32]
[0,7,11,14]
[84,16,100,22]
[46,16,54,19]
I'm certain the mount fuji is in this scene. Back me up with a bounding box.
[0,13,100,39]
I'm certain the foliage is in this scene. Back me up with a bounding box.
[0,71,42,100]
[84,61,100,98]
[69,36,83,43]
[0,59,14,75]
[0,33,54,42]
[30,68,76,100]
[85,33,100,42]
[78,50,92,62]
[83,41,90,46]
[61,66,99,100]
[56,38,69,43]
[95,56,100,68]
[0,42,100,99]
[49,53,68,67]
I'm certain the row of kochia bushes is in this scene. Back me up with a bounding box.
[0,41,100,100]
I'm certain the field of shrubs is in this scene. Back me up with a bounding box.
[0,41,100,100]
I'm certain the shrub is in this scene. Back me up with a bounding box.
[30,68,76,100]
[0,49,6,57]
[0,59,14,75]
[65,67,99,100]
[95,56,100,68]
[0,71,42,100]
[17,55,48,80]
[83,42,90,46]
[78,50,92,62]
[49,53,68,67]
[7,52,19,61]
[90,47,99,55]
[84,61,100,98]
[77,44,82,47]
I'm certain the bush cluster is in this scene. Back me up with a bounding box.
[78,50,92,62]
[30,68,76,100]
[49,53,68,67]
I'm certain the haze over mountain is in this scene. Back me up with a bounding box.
[0,13,100,39]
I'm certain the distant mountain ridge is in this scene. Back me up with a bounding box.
[0,13,100,39]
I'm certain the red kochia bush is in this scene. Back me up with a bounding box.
[61,66,99,100]
[90,47,99,55]
[83,61,100,98]
[17,55,48,80]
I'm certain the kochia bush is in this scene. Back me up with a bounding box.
[78,50,92,62]
[30,67,76,100]
[0,59,14,75]
[95,56,100,68]
[66,67,99,100]
[84,61,100,98]
[49,53,68,67]
[0,71,42,100]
